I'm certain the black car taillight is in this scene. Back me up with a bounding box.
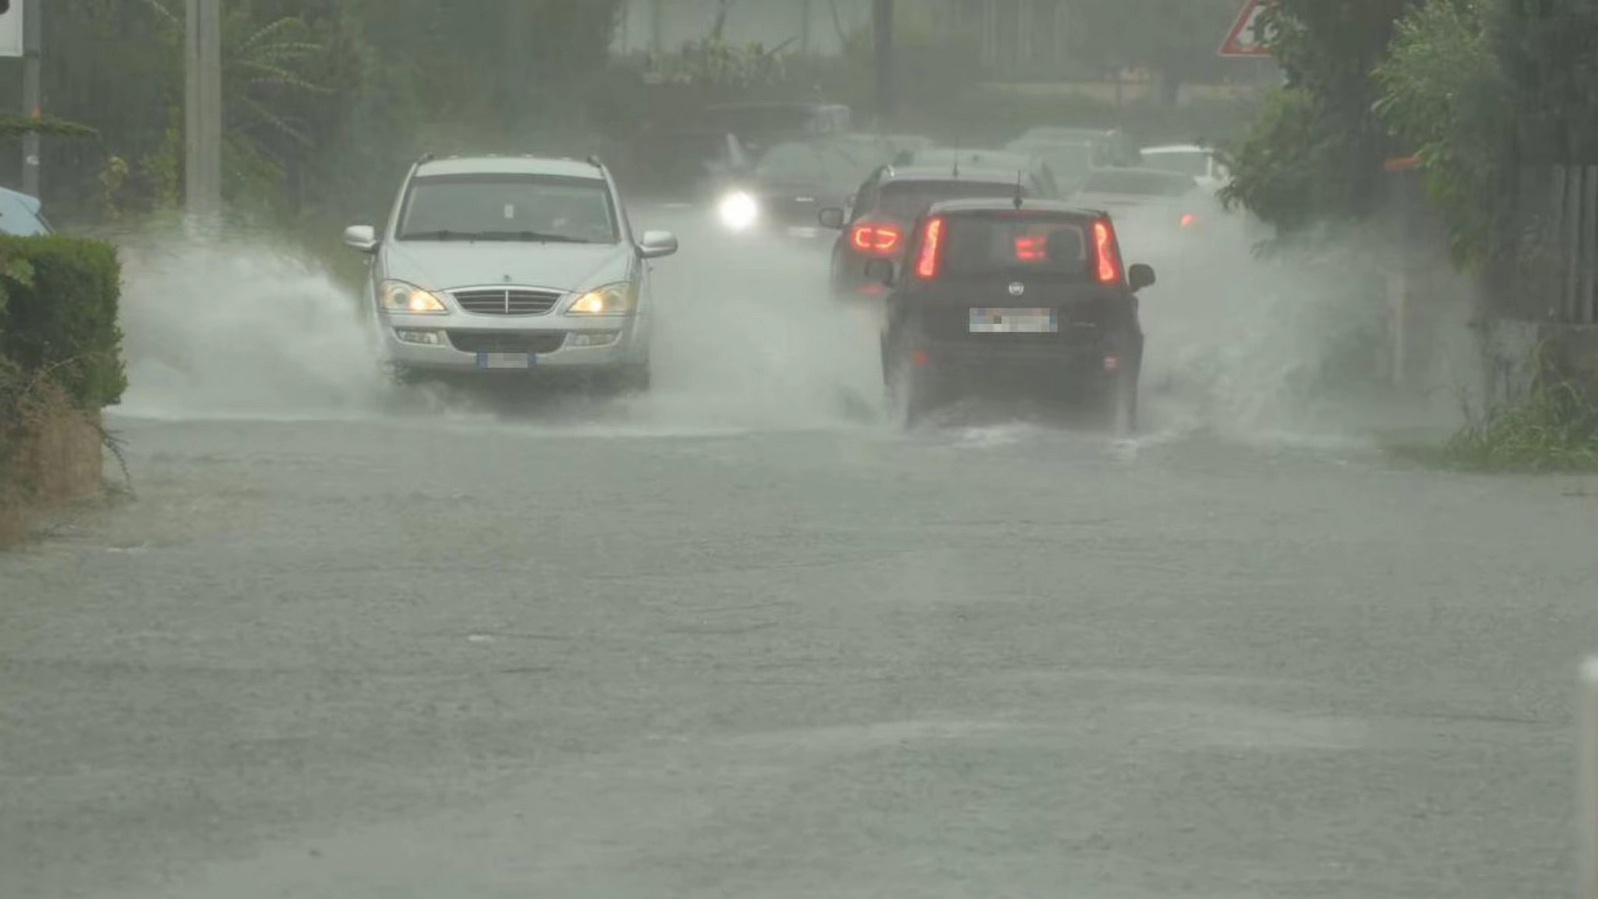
[1092,217,1123,285]
[850,219,903,256]
[913,216,945,280]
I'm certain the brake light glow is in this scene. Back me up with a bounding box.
[915,216,944,280]
[1180,213,1197,228]
[1014,234,1046,262]
[850,220,903,255]
[1093,218,1122,284]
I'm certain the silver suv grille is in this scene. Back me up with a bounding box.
[452,288,562,316]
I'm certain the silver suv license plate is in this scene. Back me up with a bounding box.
[477,352,537,370]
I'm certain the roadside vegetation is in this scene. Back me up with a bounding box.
[1,2,1270,237]
[1446,374,1598,471]
[1218,0,1598,471]
[0,235,127,545]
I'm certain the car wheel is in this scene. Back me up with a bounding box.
[389,362,423,386]
[1098,368,1139,435]
[604,363,651,396]
[884,347,935,428]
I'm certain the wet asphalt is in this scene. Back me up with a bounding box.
[3,208,1598,899]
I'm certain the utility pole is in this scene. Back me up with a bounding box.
[184,0,222,217]
[21,0,40,196]
[872,0,894,123]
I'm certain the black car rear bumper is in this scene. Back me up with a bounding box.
[886,333,1142,394]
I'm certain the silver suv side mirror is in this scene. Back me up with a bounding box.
[639,230,679,259]
[343,225,378,254]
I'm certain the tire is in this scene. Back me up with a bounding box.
[603,363,651,396]
[884,349,936,428]
[389,362,425,386]
[1099,369,1140,435]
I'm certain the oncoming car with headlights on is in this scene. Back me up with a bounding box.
[343,154,679,391]
[714,134,921,241]
[870,197,1157,431]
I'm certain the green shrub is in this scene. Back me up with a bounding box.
[1442,345,1598,472]
[0,235,126,410]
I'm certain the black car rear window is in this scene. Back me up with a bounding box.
[937,212,1090,277]
[878,180,1033,220]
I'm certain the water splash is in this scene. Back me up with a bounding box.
[111,224,391,421]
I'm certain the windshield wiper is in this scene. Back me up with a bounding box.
[400,229,464,240]
[465,230,592,244]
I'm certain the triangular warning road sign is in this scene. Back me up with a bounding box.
[1219,0,1272,57]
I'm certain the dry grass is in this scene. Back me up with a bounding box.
[0,375,107,549]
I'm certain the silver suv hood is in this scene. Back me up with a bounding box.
[381,240,634,293]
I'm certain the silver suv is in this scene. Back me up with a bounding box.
[343,154,678,390]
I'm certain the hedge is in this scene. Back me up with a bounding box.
[0,235,126,409]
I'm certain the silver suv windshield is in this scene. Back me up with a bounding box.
[397,173,619,244]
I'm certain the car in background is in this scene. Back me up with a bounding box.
[904,147,1063,198]
[866,197,1156,430]
[0,187,52,235]
[1010,127,1142,168]
[633,126,755,208]
[626,101,851,208]
[817,163,1049,299]
[1068,167,1216,241]
[714,133,927,241]
[1138,144,1230,191]
[342,154,678,392]
[699,101,852,150]
[1001,138,1101,194]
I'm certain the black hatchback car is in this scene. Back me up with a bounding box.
[868,198,1157,430]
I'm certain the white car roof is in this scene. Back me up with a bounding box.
[415,156,605,180]
[1139,144,1210,156]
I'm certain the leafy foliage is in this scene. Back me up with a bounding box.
[0,115,96,140]
[9,1,625,224]
[1443,345,1598,471]
[1221,0,1419,231]
[1373,0,1512,269]
[644,38,793,89]
[0,236,126,410]
[1219,86,1351,233]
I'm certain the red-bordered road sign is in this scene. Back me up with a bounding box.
[1219,0,1271,58]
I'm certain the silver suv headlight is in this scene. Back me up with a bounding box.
[378,280,449,314]
[567,281,636,316]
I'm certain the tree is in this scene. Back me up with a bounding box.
[1373,0,1511,267]
[1488,0,1598,165]
[12,0,626,223]
[1222,0,1420,231]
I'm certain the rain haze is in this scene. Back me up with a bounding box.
[2,2,1597,898]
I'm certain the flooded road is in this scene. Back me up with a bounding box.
[3,208,1597,899]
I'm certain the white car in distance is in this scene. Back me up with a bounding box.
[1138,144,1231,193]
